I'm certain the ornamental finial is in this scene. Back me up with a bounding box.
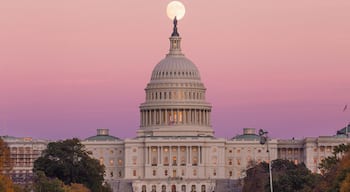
[171,17,179,37]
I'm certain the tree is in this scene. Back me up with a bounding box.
[0,137,12,172]
[0,138,15,192]
[243,159,319,192]
[33,171,65,192]
[33,138,110,191]
[0,174,15,192]
[314,144,350,192]
[64,183,91,192]
[340,173,350,192]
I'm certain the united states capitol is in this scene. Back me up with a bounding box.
[3,16,350,192]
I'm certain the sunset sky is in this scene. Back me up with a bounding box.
[0,0,349,140]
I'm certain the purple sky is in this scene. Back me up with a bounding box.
[0,0,349,140]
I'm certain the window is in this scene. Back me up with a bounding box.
[133,170,136,177]
[213,169,216,176]
[152,170,156,176]
[228,159,232,165]
[229,171,233,177]
[110,172,113,177]
[99,158,104,165]
[193,169,197,176]
[237,159,241,166]
[118,159,123,166]
[212,156,217,165]
[172,156,177,165]
[152,157,157,166]
[181,185,186,192]
[192,157,198,166]
[109,159,114,166]
[165,170,168,176]
[181,169,185,176]
[191,185,196,192]
[142,185,147,192]
[132,157,137,165]
[162,185,166,192]
[152,185,156,192]
[201,185,206,192]
[164,157,169,166]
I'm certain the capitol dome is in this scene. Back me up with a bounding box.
[150,56,201,83]
[138,18,213,137]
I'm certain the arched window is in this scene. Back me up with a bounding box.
[142,185,147,192]
[191,185,196,192]
[152,185,157,192]
[201,185,206,192]
[181,185,186,192]
[161,185,166,192]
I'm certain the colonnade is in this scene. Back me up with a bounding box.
[145,146,203,166]
[140,109,210,127]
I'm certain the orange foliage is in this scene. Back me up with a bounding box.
[65,183,91,192]
[0,138,12,172]
[0,174,15,192]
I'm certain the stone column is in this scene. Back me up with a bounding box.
[165,109,168,125]
[160,109,162,125]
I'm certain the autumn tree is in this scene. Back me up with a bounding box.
[65,183,91,192]
[314,144,350,192]
[33,138,111,192]
[0,137,12,173]
[0,138,15,192]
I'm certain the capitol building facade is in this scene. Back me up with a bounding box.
[80,20,350,192]
[3,19,350,192]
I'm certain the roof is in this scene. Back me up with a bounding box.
[232,134,261,141]
[85,135,121,141]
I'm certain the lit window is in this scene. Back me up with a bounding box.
[133,157,137,165]
[109,159,114,166]
[118,159,123,166]
[99,158,104,165]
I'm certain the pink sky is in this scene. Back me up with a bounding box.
[0,0,349,140]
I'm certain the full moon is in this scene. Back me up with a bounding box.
[166,1,186,20]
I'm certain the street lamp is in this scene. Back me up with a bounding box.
[259,129,273,192]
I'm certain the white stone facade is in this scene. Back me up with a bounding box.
[1,136,48,184]
[81,21,350,192]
